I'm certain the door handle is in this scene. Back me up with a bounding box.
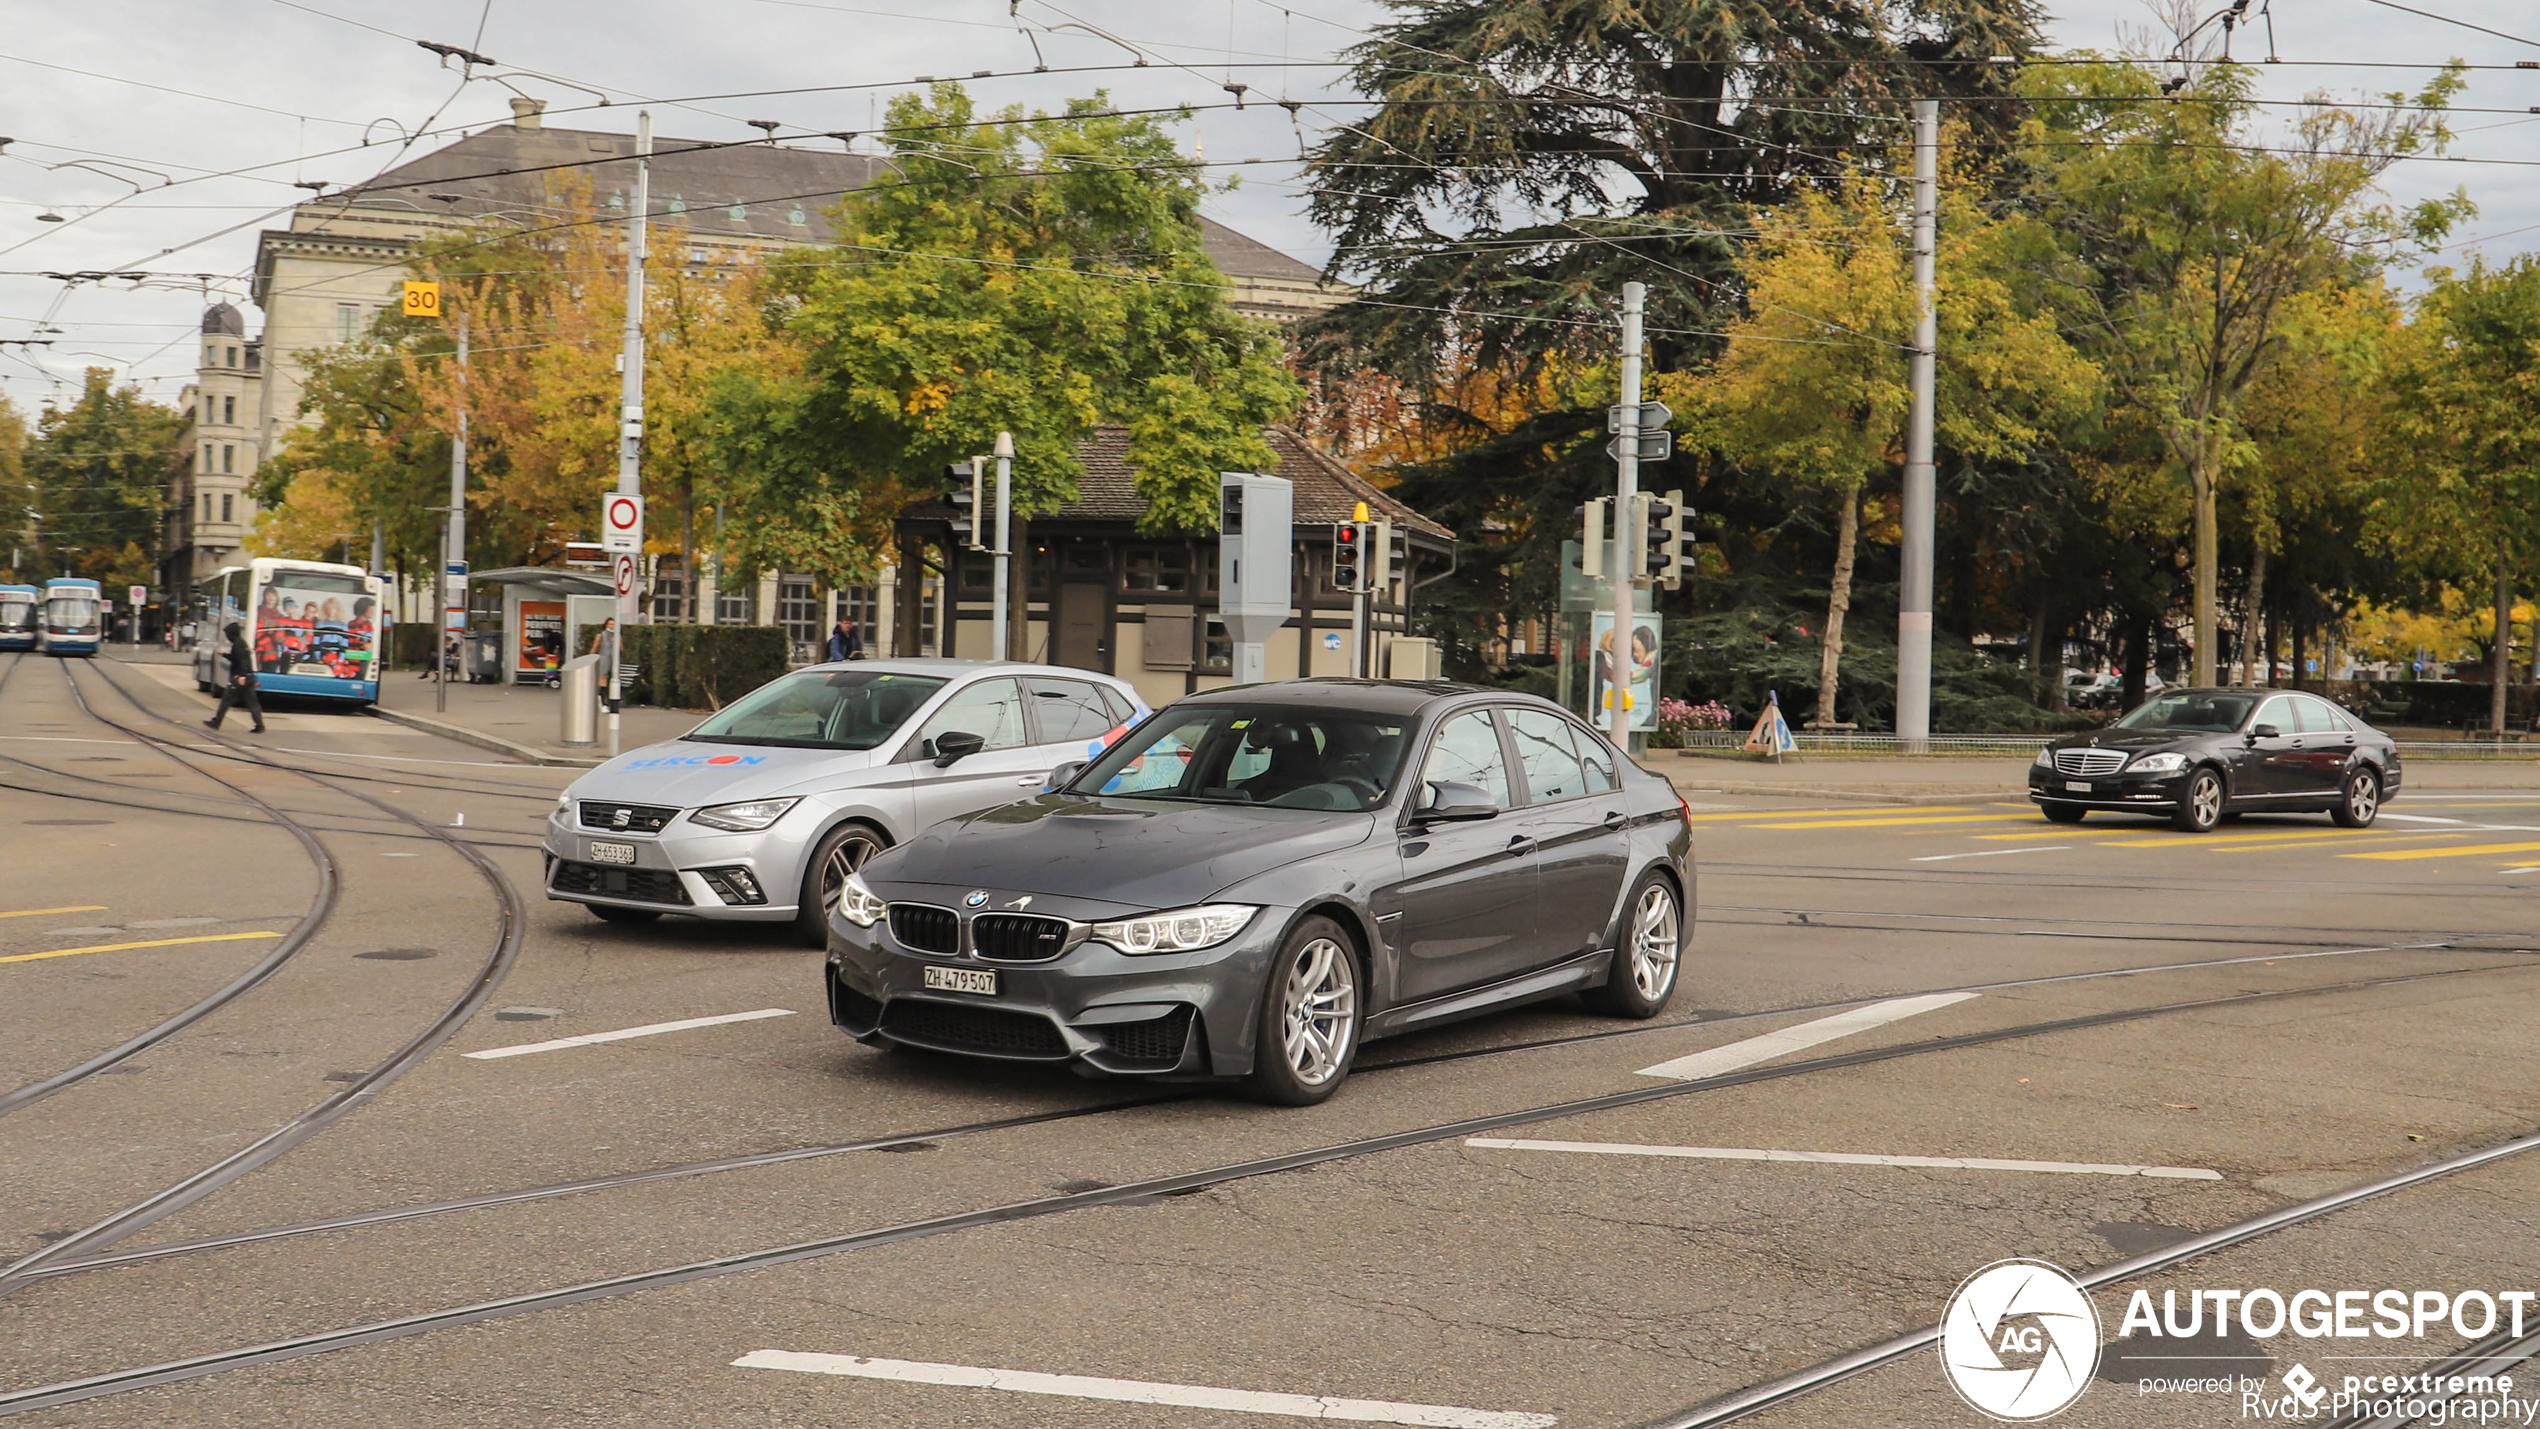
[1603,810,1628,831]
[1016,776,1041,786]
[1506,834,1537,856]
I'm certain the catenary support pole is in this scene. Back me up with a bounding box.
[1896,99,1940,749]
[992,430,1013,661]
[1610,281,1645,748]
[439,313,468,715]
[608,110,651,758]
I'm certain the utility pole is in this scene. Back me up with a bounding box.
[1609,280,1646,749]
[439,312,468,715]
[609,109,651,758]
[1896,99,1940,750]
[990,429,1013,660]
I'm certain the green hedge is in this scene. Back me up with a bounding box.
[575,623,789,709]
[386,622,437,669]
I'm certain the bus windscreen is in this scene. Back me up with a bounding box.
[0,597,32,632]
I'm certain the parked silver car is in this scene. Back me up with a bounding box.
[542,659,1147,942]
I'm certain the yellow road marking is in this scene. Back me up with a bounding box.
[1680,805,1973,823]
[0,905,108,919]
[0,931,282,966]
[2099,828,2449,850]
[2345,840,2540,862]
[1749,814,2025,830]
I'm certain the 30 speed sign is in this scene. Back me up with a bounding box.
[402,281,441,320]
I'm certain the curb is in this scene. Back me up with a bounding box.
[367,706,602,768]
[1664,779,2026,807]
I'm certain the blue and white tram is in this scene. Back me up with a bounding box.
[190,558,383,704]
[0,584,37,652]
[39,578,102,656]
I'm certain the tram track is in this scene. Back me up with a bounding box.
[0,657,525,1299]
[1,949,2530,1416]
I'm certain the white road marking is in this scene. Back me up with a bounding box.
[1636,992,1976,1081]
[464,1008,794,1060]
[1466,1138,2221,1180]
[732,1351,1558,1428]
[1910,845,2069,862]
[2377,813,2468,825]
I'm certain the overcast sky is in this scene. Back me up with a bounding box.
[3,0,2534,407]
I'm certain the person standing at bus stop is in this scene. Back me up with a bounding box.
[204,621,266,734]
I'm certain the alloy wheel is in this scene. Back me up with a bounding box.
[1629,883,1680,1001]
[2190,772,2223,827]
[818,833,882,913]
[2348,773,2379,823]
[1279,937,1356,1086]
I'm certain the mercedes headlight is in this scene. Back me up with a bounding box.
[688,797,801,832]
[835,871,887,928]
[2128,751,2188,774]
[1091,904,1259,955]
[2032,747,2055,768]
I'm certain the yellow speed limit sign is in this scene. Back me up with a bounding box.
[402,281,442,320]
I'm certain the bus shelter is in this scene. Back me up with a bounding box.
[466,568,618,685]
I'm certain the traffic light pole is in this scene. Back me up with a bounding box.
[1896,99,1939,749]
[609,110,651,758]
[991,430,1013,661]
[1610,281,1645,748]
[438,312,467,716]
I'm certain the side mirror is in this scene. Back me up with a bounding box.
[1415,781,1499,824]
[2250,723,2280,741]
[930,730,986,767]
[1044,760,1088,793]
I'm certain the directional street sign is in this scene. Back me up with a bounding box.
[1606,400,1673,434]
[1605,430,1673,463]
[601,492,645,554]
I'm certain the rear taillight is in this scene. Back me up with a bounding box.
[1675,788,1693,830]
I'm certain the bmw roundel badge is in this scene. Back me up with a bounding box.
[964,890,989,908]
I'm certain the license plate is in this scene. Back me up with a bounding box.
[2065,781,2093,794]
[588,841,637,865]
[924,965,998,996]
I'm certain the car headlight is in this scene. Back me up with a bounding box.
[2032,748,2054,768]
[688,797,801,832]
[1090,904,1259,955]
[2128,752,2187,774]
[835,871,887,928]
[555,791,571,815]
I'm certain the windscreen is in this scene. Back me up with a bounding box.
[0,596,31,632]
[684,669,948,750]
[1072,705,1411,812]
[46,595,98,634]
[2116,693,2259,733]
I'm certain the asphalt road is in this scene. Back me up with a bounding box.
[4,649,2535,1429]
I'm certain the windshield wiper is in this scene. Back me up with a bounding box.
[681,734,865,749]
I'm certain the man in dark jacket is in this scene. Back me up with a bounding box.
[824,617,862,663]
[205,621,266,733]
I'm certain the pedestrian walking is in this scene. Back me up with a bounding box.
[825,617,863,663]
[204,621,266,733]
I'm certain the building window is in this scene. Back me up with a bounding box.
[205,345,217,368]
[221,494,234,523]
[649,559,686,621]
[200,444,212,472]
[837,584,878,635]
[221,445,234,473]
[1201,614,1232,674]
[222,395,235,425]
[1122,544,1191,594]
[715,582,752,625]
[335,304,361,343]
[777,576,819,654]
[958,556,991,594]
[226,346,239,368]
[202,492,213,520]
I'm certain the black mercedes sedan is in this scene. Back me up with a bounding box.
[2029,687,2401,833]
[823,680,1695,1104]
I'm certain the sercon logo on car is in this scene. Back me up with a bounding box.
[623,754,766,770]
[1939,1259,2101,1421]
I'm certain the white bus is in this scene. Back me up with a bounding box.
[191,558,385,705]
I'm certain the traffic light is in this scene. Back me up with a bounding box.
[1577,498,1608,578]
[1330,520,1365,593]
[1370,520,1394,598]
[946,458,986,549]
[1654,488,1695,590]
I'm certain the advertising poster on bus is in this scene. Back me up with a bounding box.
[518,600,567,678]
[253,576,377,678]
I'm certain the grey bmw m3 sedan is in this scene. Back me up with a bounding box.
[824,679,1696,1104]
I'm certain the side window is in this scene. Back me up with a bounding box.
[1506,708,1589,804]
[1572,721,1618,793]
[2295,695,2348,734]
[1098,685,1138,726]
[915,677,1028,755]
[2253,697,2294,735]
[1420,710,1512,809]
[1026,677,1117,744]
